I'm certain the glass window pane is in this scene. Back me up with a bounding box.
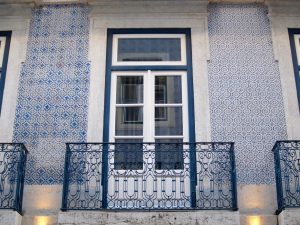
[115,107,143,136]
[114,139,143,170]
[155,139,183,170]
[155,107,182,136]
[118,38,181,62]
[116,76,143,104]
[155,76,182,104]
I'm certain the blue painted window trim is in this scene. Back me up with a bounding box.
[102,28,196,208]
[288,28,300,112]
[0,31,11,116]
[103,28,195,143]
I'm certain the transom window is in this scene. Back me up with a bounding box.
[112,34,186,66]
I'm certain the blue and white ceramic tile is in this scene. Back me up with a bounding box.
[208,4,287,184]
[13,5,90,184]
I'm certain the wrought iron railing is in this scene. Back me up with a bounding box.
[0,143,28,214]
[273,140,300,214]
[62,142,237,211]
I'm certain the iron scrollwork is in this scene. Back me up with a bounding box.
[0,143,28,213]
[62,142,237,211]
[273,140,300,214]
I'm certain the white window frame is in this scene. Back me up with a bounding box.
[112,34,187,66]
[294,34,300,65]
[109,71,189,143]
[0,37,7,69]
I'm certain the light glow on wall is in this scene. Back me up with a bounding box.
[247,216,262,225]
[35,216,50,225]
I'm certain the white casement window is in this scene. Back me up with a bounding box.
[110,71,189,142]
[112,34,186,66]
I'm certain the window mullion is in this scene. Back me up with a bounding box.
[149,70,155,143]
[143,71,152,142]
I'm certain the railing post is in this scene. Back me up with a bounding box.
[101,143,109,209]
[19,145,27,214]
[273,141,285,214]
[190,142,197,208]
[14,144,27,214]
[61,144,71,211]
[230,143,238,211]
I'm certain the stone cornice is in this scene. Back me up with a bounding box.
[266,0,300,17]
[0,0,267,6]
[0,0,299,19]
[210,0,264,3]
[0,4,33,18]
[89,1,209,15]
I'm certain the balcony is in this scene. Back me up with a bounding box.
[0,143,28,214]
[61,142,238,211]
[274,140,300,214]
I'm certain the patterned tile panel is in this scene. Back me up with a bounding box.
[208,4,287,184]
[13,5,90,184]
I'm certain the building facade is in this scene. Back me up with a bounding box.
[0,0,300,225]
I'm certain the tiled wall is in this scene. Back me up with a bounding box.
[12,3,289,185]
[13,5,90,184]
[208,4,287,184]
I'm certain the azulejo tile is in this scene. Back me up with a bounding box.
[13,5,90,185]
[208,4,287,184]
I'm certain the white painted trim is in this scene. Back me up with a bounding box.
[112,34,187,66]
[294,35,300,65]
[0,37,7,66]
[268,15,300,139]
[87,10,211,143]
[113,136,144,139]
[0,18,30,142]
